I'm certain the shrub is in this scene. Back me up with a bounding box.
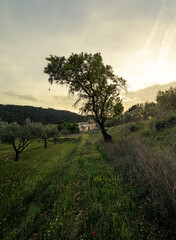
[104,115,123,127]
[155,119,167,131]
[155,113,176,131]
[58,122,79,135]
[129,123,139,132]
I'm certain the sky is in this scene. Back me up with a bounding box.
[1,0,176,112]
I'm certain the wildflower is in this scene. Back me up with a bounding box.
[92,231,95,236]
[115,222,119,225]
[61,185,65,188]
[101,170,105,173]
[141,207,144,211]
[93,176,102,182]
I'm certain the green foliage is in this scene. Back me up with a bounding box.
[143,102,158,119]
[123,102,158,125]
[34,123,59,148]
[113,101,124,116]
[154,113,176,131]
[105,114,123,127]
[58,122,79,135]
[128,123,139,132]
[123,104,144,123]
[0,119,36,161]
[156,87,176,111]
[44,52,127,142]
[0,119,59,159]
[0,104,86,124]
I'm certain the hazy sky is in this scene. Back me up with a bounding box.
[1,0,176,112]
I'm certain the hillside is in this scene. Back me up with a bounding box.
[0,104,87,124]
[94,117,176,239]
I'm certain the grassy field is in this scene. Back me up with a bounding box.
[0,133,167,239]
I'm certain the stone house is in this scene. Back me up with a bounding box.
[78,121,97,132]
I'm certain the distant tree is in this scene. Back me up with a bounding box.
[156,87,176,111]
[44,52,126,142]
[113,101,124,117]
[58,122,79,135]
[0,119,35,161]
[127,104,144,113]
[143,102,158,119]
[36,124,58,148]
[123,104,144,123]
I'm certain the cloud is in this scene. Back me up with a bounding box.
[3,91,37,102]
[122,81,176,110]
[1,0,176,113]
[144,0,166,50]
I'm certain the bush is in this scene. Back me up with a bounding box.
[155,113,176,131]
[58,122,79,135]
[155,119,168,131]
[104,115,123,127]
[167,114,176,125]
[129,123,139,132]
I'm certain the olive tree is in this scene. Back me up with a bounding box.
[0,119,35,161]
[35,123,58,148]
[44,52,126,142]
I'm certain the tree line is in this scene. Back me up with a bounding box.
[0,104,87,125]
[105,87,176,127]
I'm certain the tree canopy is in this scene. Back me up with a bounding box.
[44,52,126,142]
[156,87,176,111]
[0,119,35,161]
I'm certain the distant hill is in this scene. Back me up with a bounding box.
[0,104,87,124]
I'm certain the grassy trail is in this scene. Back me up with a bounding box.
[0,135,161,239]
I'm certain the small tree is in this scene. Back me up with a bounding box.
[0,119,34,161]
[113,101,124,117]
[36,124,58,148]
[143,102,158,119]
[123,104,144,123]
[44,52,126,142]
[58,122,79,135]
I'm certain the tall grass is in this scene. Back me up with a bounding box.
[98,133,176,238]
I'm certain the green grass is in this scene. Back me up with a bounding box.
[0,135,163,239]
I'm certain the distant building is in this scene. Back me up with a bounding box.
[78,121,98,132]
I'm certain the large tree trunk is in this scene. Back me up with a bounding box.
[99,123,112,142]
